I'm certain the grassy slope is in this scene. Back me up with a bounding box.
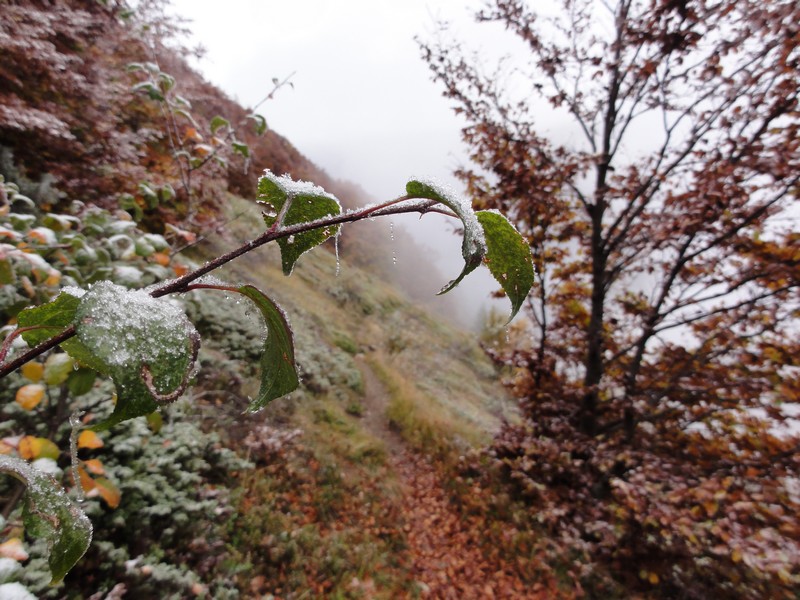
[194,194,513,443]
[181,195,517,596]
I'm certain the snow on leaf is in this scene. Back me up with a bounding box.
[73,281,199,429]
[0,582,36,600]
[0,455,92,585]
[16,291,106,373]
[209,115,230,134]
[248,113,267,135]
[258,170,341,275]
[405,178,487,294]
[43,353,74,386]
[476,210,534,322]
[232,141,250,158]
[236,285,299,411]
[15,385,44,411]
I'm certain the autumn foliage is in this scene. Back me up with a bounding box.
[422,0,800,597]
[0,0,326,225]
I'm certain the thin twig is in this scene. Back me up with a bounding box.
[0,195,457,378]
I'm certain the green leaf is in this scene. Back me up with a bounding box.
[130,81,164,102]
[174,109,199,128]
[138,183,159,209]
[173,94,192,109]
[258,171,342,275]
[17,293,105,372]
[157,72,176,92]
[67,368,96,397]
[476,210,534,321]
[17,292,80,350]
[406,179,487,294]
[72,282,199,429]
[43,353,75,386]
[0,455,92,584]
[236,285,299,411]
[209,115,230,134]
[232,141,250,158]
[134,238,156,257]
[159,184,175,202]
[248,113,267,135]
[118,193,142,222]
[146,411,163,433]
[0,257,15,284]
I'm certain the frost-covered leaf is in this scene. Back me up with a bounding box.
[15,385,44,411]
[17,292,80,347]
[0,455,92,584]
[73,281,199,429]
[236,285,299,411]
[476,210,534,321]
[16,291,111,373]
[159,185,175,203]
[43,353,74,386]
[209,115,229,134]
[130,81,164,101]
[138,183,159,209]
[157,72,175,92]
[232,141,250,158]
[406,178,487,294]
[258,171,341,275]
[249,113,267,135]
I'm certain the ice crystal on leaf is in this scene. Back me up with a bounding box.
[72,281,199,428]
[258,170,342,275]
[0,455,92,585]
[406,178,487,294]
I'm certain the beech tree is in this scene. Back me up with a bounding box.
[422,0,800,596]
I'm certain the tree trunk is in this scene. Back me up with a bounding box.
[581,202,606,435]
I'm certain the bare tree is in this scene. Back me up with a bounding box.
[421,0,800,595]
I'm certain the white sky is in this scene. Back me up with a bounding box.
[169,0,514,327]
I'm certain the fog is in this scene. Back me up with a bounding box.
[168,0,521,329]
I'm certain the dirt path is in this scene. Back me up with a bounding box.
[355,357,544,599]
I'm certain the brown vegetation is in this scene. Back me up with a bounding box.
[422,0,800,596]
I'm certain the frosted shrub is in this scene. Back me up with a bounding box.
[0,172,534,583]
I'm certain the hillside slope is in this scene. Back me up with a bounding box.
[0,2,542,598]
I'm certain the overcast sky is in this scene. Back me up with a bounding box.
[168,0,516,327]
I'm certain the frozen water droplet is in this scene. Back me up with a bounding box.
[287,234,295,244]
[334,230,341,277]
[505,328,510,344]
[260,202,277,218]
[389,221,395,242]
[392,251,397,266]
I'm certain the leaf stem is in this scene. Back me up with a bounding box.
[0,194,458,377]
[0,325,72,366]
